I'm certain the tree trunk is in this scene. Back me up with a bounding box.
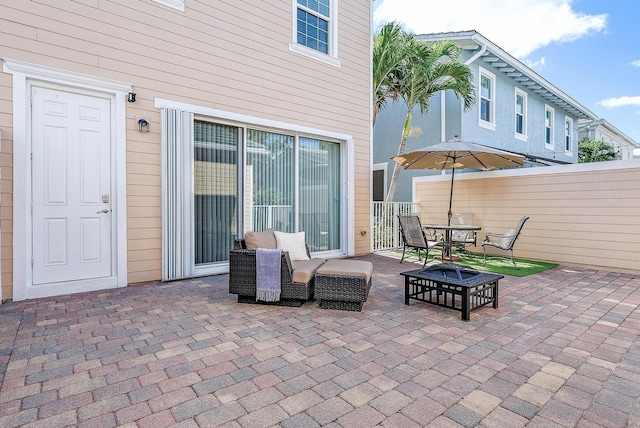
[372,104,378,128]
[385,108,413,203]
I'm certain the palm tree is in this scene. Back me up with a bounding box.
[385,39,476,203]
[372,21,415,127]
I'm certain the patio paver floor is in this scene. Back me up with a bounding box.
[1,254,639,427]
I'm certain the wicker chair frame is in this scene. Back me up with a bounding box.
[315,273,372,312]
[228,239,316,307]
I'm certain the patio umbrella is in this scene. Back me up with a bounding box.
[392,137,524,225]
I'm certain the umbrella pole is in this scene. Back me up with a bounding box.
[447,167,455,226]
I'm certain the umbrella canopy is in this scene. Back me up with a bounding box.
[392,137,524,225]
[392,138,524,171]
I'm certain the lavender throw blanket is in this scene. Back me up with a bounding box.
[256,248,282,302]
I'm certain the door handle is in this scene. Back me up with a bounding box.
[97,209,110,214]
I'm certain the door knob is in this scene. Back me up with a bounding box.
[97,209,110,214]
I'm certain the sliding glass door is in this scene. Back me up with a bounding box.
[191,119,342,269]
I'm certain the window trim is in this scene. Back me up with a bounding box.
[290,0,341,68]
[151,0,185,12]
[545,105,554,150]
[514,88,527,141]
[478,67,496,131]
[564,116,574,154]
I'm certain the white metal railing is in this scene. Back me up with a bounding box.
[252,205,292,231]
[252,202,417,252]
[372,202,417,251]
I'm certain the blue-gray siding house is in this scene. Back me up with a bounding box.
[373,30,598,202]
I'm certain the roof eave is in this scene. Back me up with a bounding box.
[417,31,598,121]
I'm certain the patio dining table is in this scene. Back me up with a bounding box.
[423,224,481,263]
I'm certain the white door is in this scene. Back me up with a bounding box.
[31,86,113,286]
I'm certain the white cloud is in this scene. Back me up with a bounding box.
[374,0,607,58]
[632,60,640,67]
[522,57,546,72]
[597,96,640,108]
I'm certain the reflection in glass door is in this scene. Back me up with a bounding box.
[193,121,239,264]
[299,137,341,252]
[245,130,295,234]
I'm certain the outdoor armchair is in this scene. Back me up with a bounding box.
[229,229,326,306]
[482,216,530,268]
[397,214,442,267]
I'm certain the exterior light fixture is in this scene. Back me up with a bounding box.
[127,92,136,103]
[138,118,149,133]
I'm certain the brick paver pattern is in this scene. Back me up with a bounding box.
[1,254,639,427]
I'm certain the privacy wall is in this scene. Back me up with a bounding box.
[414,160,640,275]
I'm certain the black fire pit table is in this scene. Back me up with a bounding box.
[401,264,503,321]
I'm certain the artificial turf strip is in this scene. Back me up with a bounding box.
[387,249,558,277]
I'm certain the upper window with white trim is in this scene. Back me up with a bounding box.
[292,0,340,66]
[151,0,184,11]
[514,88,527,140]
[545,105,554,149]
[565,116,573,153]
[478,67,496,130]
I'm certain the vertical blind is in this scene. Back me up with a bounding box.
[246,130,295,233]
[299,137,340,251]
[161,108,193,280]
[193,121,239,265]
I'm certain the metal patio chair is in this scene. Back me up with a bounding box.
[397,215,442,267]
[482,216,530,268]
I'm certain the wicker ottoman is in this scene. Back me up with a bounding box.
[315,259,373,311]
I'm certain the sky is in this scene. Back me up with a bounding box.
[373,0,640,143]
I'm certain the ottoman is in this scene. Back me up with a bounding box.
[314,259,373,311]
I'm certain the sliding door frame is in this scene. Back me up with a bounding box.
[156,98,354,280]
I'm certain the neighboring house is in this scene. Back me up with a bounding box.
[578,118,639,160]
[373,30,599,202]
[0,0,372,301]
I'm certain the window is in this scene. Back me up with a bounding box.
[292,0,340,66]
[478,67,496,130]
[480,76,491,121]
[372,163,387,202]
[514,89,527,140]
[296,0,330,54]
[151,0,184,11]
[565,116,573,153]
[545,106,554,149]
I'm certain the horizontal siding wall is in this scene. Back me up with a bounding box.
[414,160,640,275]
[0,0,371,297]
[0,84,13,301]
